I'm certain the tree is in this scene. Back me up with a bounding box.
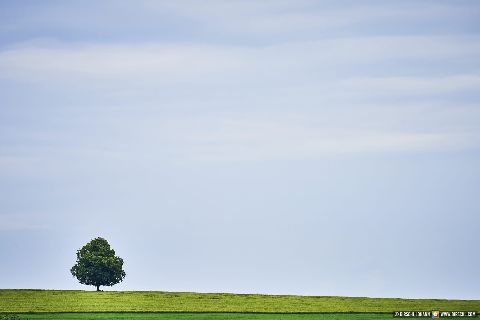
[71,237,126,291]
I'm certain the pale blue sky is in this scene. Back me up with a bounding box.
[1,1,479,299]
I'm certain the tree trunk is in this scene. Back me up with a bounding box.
[96,285,100,291]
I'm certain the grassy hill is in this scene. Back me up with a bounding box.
[1,289,479,314]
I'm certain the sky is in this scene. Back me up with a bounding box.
[0,0,479,299]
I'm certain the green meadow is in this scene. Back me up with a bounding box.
[1,290,479,319]
[13,313,395,320]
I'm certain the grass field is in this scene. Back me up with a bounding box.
[11,313,397,320]
[1,290,479,314]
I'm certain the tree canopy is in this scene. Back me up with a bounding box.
[71,237,126,291]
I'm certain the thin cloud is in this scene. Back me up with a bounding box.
[1,35,479,85]
[0,214,48,231]
[0,44,244,83]
[340,75,480,97]
[145,1,480,37]
[174,118,475,162]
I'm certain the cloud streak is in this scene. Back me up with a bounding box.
[0,214,48,231]
[1,35,479,84]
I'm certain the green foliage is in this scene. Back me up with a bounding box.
[70,237,126,291]
[1,290,479,313]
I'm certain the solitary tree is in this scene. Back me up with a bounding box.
[71,237,126,291]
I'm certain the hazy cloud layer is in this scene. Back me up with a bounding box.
[0,0,479,299]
